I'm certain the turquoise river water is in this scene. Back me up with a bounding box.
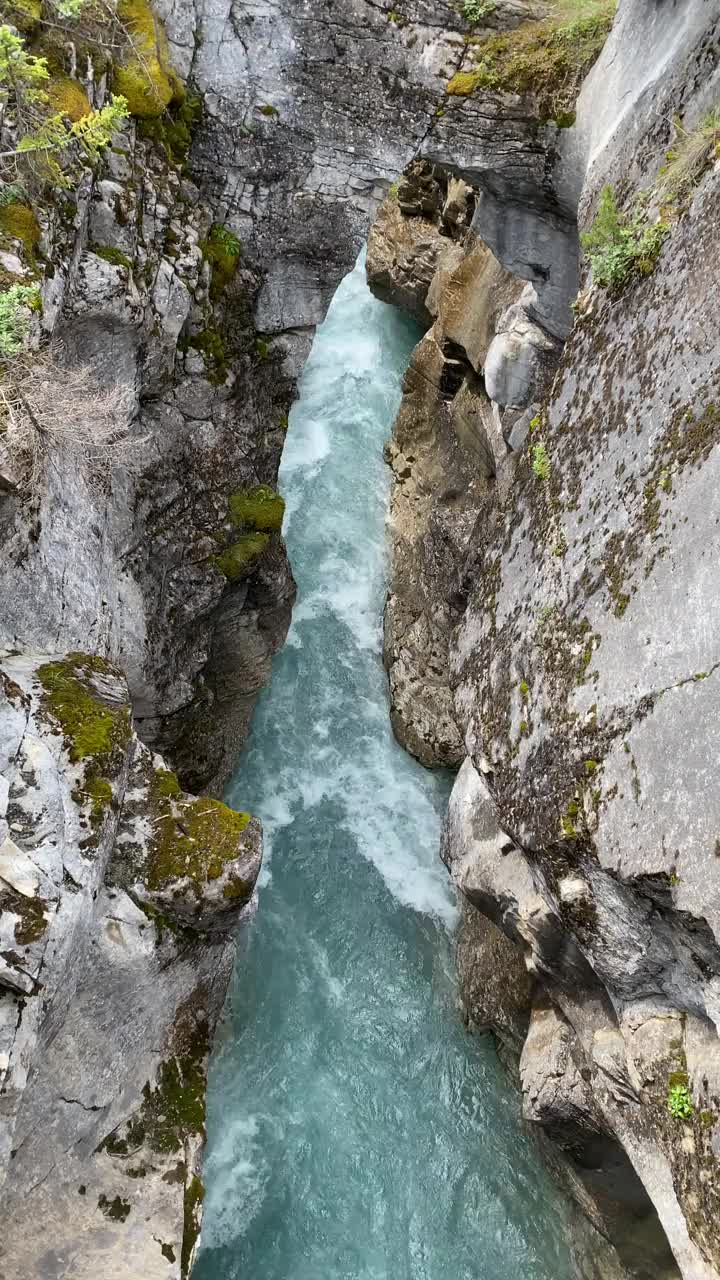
[193,256,574,1280]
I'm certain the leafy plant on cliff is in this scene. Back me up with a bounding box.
[531,442,551,481]
[667,1081,694,1120]
[462,0,497,23]
[0,283,39,356]
[0,25,128,187]
[581,185,668,289]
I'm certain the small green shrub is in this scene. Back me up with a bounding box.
[463,0,497,23]
[581,185,668,289]
[90,243,132,270]
[667,1082,694,1120]
[531,442,550,480]
[0,283,40,357]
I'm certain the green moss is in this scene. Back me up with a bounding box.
[182,1175,205,1278]
[147,795,251,893]
[46,73,90,122]
[97,1194,131,1222]
[228,485,285,532]
[10,0,40,32]
[2,888,48,945]
[255,337,270,360]
[138,93,202,165]
[531,442,551,480]
[0,202,41,265]
[448,2,614,116]
[213,533,269,580]
[90,243,133,271]
[37,654,130,764]
[200,223,241,301]
[151,768,183,799]
[112,0,179,117]
[519,679,530,702]
[80,775,113,827]
[258,103,278,117]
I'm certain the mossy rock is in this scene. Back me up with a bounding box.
[147,769,251,895]
[37,653,130,763]
[38,653,130,845]
[213,533,269,580]
[10,0,40,32]
[0,202,41,266]
[181,326,227,383]
[46,73,91,122]
[228,485,285,532]
[112,0,181,117]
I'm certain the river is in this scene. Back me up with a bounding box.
[193,254,573,1280]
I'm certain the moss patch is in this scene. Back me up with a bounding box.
[97,1193,131,1222]
[182,1174,204,1278]
[112,0,180,117]
[213,533,269,580]
[228,485,285,532]
[90,243,133,271]
[37,654,130,764]
[180,327,228,384]
[200,223,241,301]
[147,782,251,894]
[46,73,91,122]
[0,202,41,266]
[138,93,202,166]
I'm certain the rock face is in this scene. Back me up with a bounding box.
[0,651,261,1278]
[374,0,720,1276]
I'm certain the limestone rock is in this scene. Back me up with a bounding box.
[0,650,261,1277]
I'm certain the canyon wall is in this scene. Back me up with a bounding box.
[369,2,720,1277]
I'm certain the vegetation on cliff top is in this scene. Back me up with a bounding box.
[447,0,615,123]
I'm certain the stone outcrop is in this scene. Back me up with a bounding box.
[0,651,261,1278]
[374,0,720,1276]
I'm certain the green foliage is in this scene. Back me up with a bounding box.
[667,1081,694,1120]
[0,282,39,356]
[531,442,550,480]
[463,0,496,23]
[447,0,614,120]
[656,110,720,206]
[201,223,241,300]
[0,180,27,206]
[0,24,49,105]
[0,25,129,187]
[138,93,201,165]
[581,184,668,289]
[53,0,87,15]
